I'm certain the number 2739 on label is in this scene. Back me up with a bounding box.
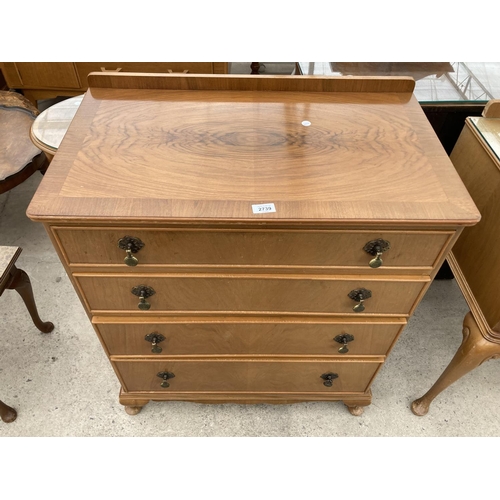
[252,203,276,214]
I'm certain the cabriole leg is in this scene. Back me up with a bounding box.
[8,266,54,334]
[412,312,500,416]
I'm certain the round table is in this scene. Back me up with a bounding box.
[30,95,83,160]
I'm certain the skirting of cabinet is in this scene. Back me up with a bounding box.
[118,388,374,415]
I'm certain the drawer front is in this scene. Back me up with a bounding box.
[54,227,451,269]
[96,320,404,356]
[76,62,215,85]
[76,274,427,315]
[114,359,381,393]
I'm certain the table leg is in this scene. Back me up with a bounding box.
[7,265,54,333]
[411,311,500,416]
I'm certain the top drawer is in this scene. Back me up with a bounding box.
[52,227,452,270]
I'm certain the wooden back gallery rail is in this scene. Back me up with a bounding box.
[27,73,480,416]
[86,72,416,93]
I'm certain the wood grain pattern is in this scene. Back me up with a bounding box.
[53,227,452,270]
[88,73,415,94]
[117,387,374,406]
[75,273,428,315]
[27,78,479,225]
[14,62,81,89]
[94,317,405,356]
[449,122,500,331]
[87,72,416,92]
[113,358,382,393]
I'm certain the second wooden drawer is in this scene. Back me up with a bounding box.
[76,274,428,315]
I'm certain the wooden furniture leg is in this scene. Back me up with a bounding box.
[7,265,54,333]
[411,312,500,416]
[1,247,54,423]
[119,391,150,415]
[343,390,372,416]
[0,399,17,423]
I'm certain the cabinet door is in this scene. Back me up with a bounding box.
[15,63,81,89]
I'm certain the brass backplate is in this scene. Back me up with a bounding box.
[118,235,145,254]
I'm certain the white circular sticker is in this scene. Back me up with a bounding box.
[302,120,311,126]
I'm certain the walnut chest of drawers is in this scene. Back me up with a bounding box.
[27,72,480,415]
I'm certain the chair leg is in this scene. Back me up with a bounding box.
[7,265,54,333]
[0,399,17,423]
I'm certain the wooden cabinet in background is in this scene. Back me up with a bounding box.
[412,100,500,416]
[0,62,228,104]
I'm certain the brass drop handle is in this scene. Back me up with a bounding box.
[321,372,339,387]
[145,332,165,353]
[363,239,391,268]
[370,248,383,268]
[131,285,155,310]
[123,248,139,266]
[124,247,138,267]
[118,236,145,266]
[348,288,372,313]
[138,291,150,310]
[157,371,175,388]
[334,333,354,354]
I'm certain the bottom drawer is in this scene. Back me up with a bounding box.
[113,359,382,393]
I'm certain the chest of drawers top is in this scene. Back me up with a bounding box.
[27,73,479,227]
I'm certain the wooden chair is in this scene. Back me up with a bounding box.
[0,246,54,423]
[0,90,49,194]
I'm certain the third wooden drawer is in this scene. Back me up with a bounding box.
[94,317,406,356]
